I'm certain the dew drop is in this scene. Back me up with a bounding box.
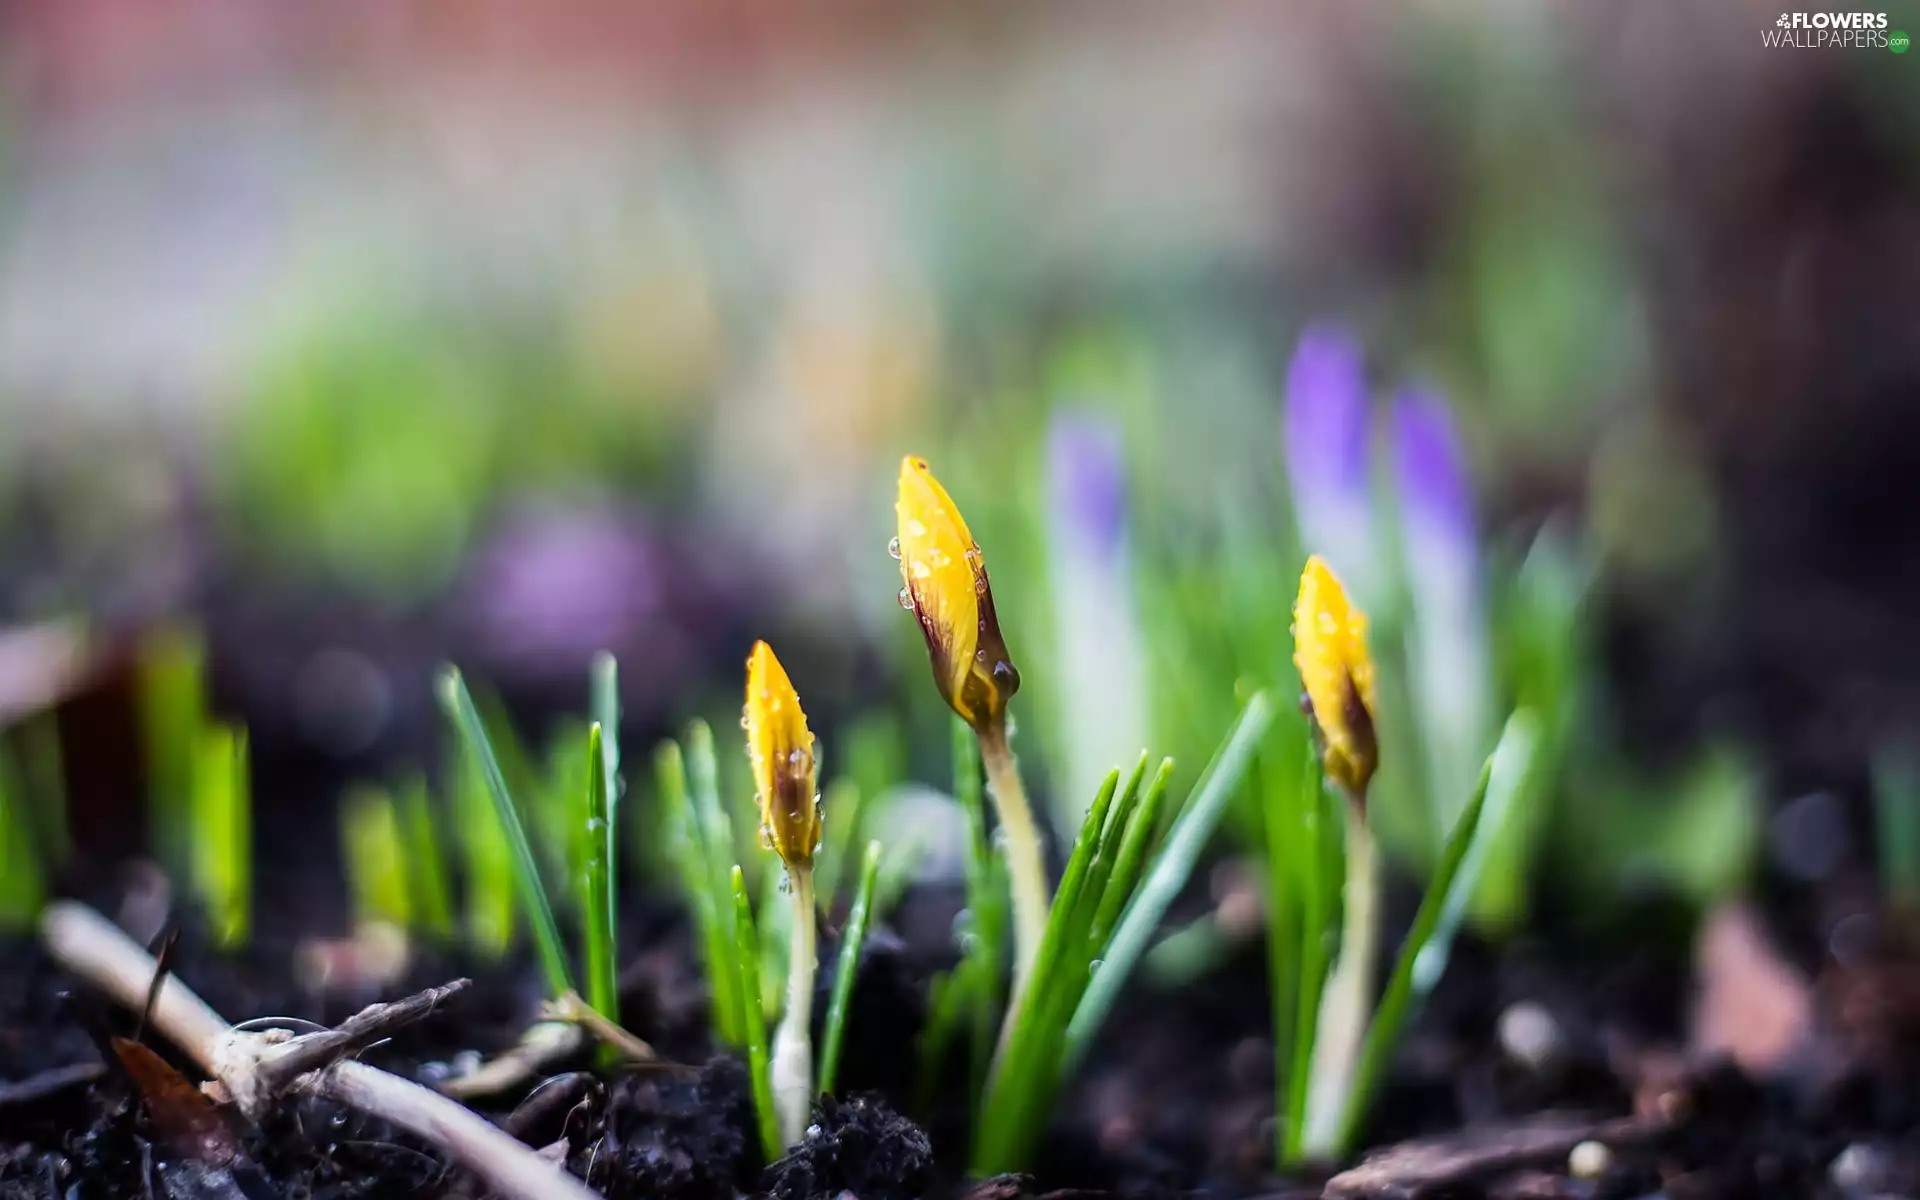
[787,748,808,767]
[739,711,752,730]
[927,547,950,568]
[992,660,1020,692]
[897,587,915,610]
[905,519,928,538]
[1317,612,1338,635]
[974,576,987,596]
[1088,958,1104,976]
[911,561,932,580]
[975,648,987,661]
[759,823,774,849]
[886,536,902,560]
[964,547,983,565]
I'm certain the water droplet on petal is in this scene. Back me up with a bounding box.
[886,536,902,560]
[1089,958,1104,976]
[911,561,932,580]
[759,823,774,849]
[905,519,928,538]
[897,587,915,610]
[927,547,950,568]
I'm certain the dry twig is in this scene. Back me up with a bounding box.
[42,901,597,1200]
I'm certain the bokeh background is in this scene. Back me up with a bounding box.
[4,0,1920,959]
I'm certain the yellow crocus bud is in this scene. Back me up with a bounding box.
[1292,555,1379,801]
[744,641,820,869]
[894,455,1020,729]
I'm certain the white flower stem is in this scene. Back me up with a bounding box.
[771,864,817,1145]
[1303,800,1379,1159]
[978,719,1048,1007]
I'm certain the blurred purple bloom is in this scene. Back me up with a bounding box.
[1047,412,1129,557]
[1393,383,1492,828]
[1283,322,1378,596]
[1392,384,1477,565]
[1044,409,1148,836]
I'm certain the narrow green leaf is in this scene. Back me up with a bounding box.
[395,774,455,940]
[0,749,43,930]
[1282,748,1331,1163]
[1065,691,1274,1068]
[973,766,1124,1174]
[583,724,619,1034]
[1330,747,1498,1157]
[138,625,206,878]
[452,735,514,956]
[733,866,782,1162]
[818,840,882,1096]
[20,716,68,867]
[1086,758,1175,951]
[439,667,574,998]
[341,786,410,930]
[658,739,741,1045]
[190,723,251,949]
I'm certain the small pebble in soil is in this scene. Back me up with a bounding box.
[1829,1141,1893,1194]
[1499,1001,1564,1073]
[1568,1139,1612,1180]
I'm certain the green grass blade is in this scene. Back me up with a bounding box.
[658,739,742,1045]
[1064,691,1274,1069]
[20,717,68,867]
[0,749,43,930]
[733,866,783,1162]
[188,723,251,948]
[591,653,621,814]
[1411,712,1540,996]
[439,667,574,999]
[1330,747,1498,1158]
[1280,748,1334,1163]
[590,655,621,944]
[452,736,514,956]
[395,774,455,941]
[341,786,411,931]
[1067,754,1150,969]
[1086,758,1175,952]
[818,839,882,1097]
[972,767,1123,1174]
[1874,744,1920,911]
[583,724,619,1033]
[137,625,206,879]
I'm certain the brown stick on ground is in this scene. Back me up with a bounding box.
[41,902,598,1200]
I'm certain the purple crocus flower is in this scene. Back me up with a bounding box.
[1391,384,1492,831]
[1283,323,1381,605]
[1045,410,1148,835]
[1392,384,1478,602]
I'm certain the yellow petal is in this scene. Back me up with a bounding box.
[1292,555,1379,800]
[743,641,820,868]
[895,455,1019,728]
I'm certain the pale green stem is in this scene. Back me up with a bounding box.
[977,720,1048,1007]
[771,864,817,1145]
[1303,800,1378,1159]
